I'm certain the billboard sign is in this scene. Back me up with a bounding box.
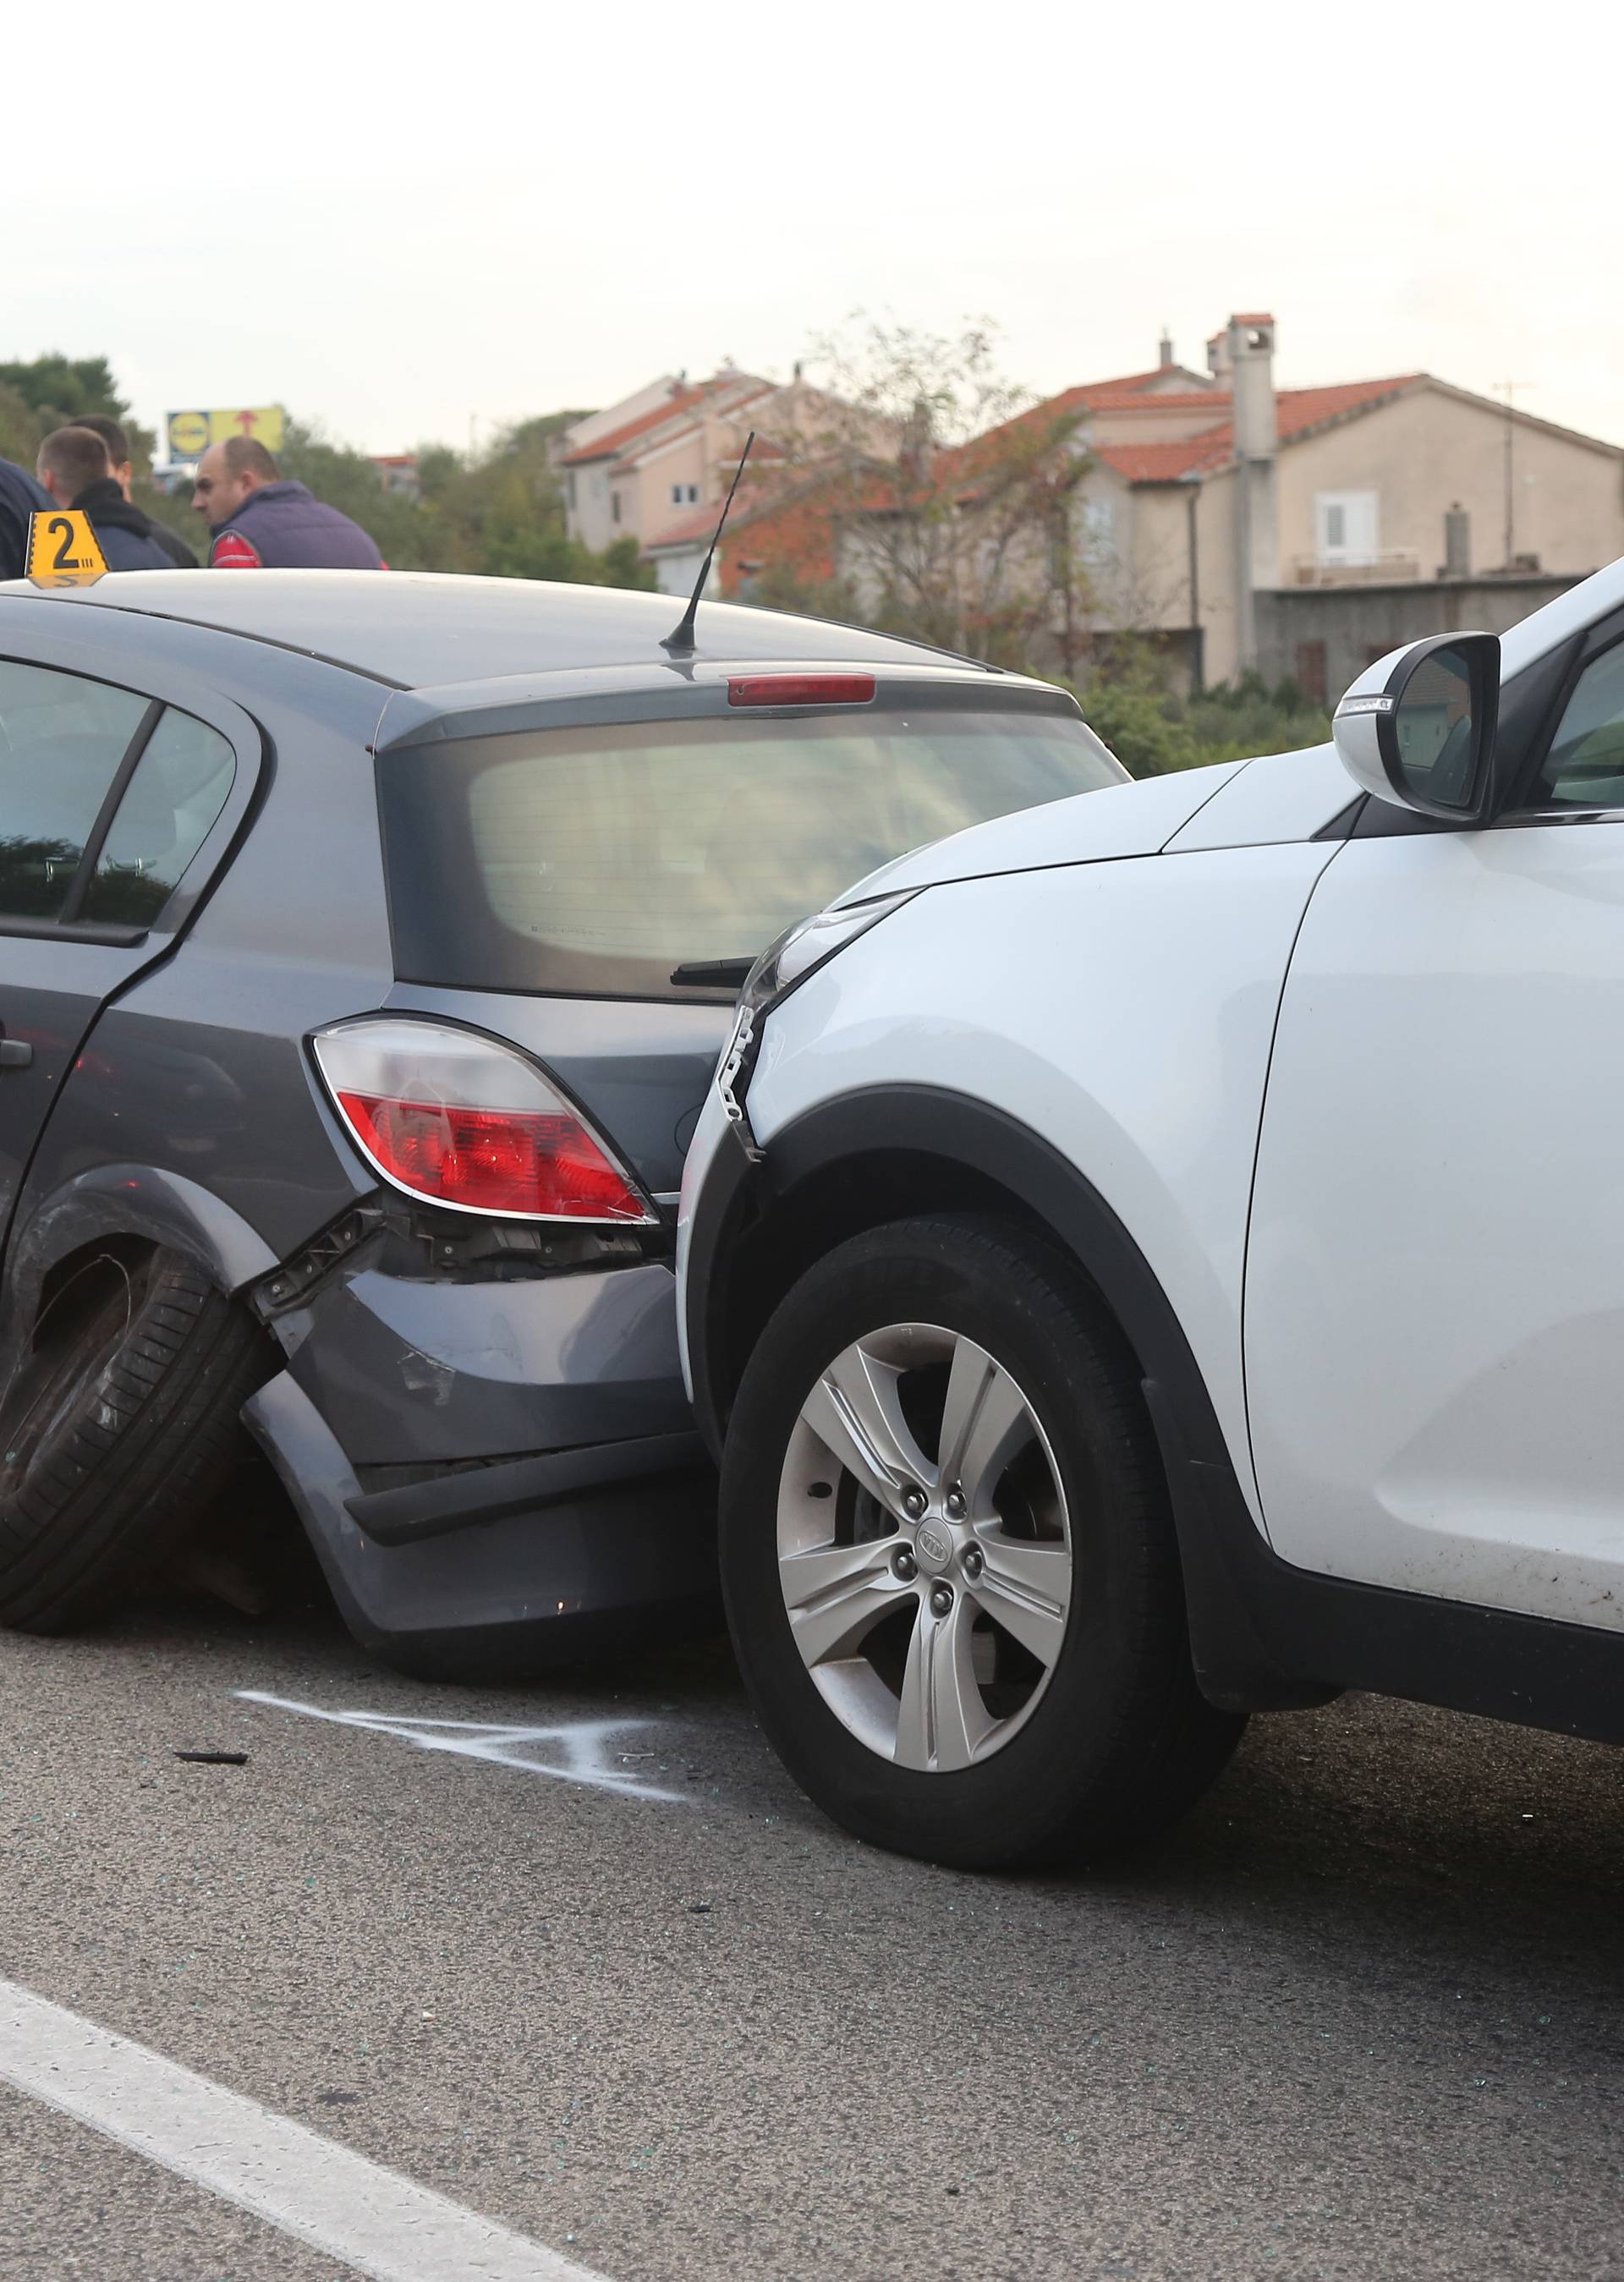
[166,406,285,461]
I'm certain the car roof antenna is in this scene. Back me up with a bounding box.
[661,432,755,657]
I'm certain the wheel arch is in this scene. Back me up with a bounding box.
[1,1163,277,1385]
[689,1083,1314,1712]
[691,1087,1220,1462]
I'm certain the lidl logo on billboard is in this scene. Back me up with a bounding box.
[167,410,211,458]
[166,406,285,461]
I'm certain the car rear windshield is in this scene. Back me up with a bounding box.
[378,698,1122,999]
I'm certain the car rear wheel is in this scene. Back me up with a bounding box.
[720,1215,1245,1869]
[0,1244,270,1633]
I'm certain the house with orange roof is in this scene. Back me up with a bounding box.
[643,319,1624,699]
[556,365,859,562]
[1061,315,1624,691]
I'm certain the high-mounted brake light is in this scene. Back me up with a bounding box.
[311,1019,654,1224]
[727,673,876,708]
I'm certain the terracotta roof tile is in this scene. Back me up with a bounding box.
[1096,440,1218,482]
[562,389,707,465]
[562,373,773,467]
[1086,375,1427,483]
[1276,375,1424,436]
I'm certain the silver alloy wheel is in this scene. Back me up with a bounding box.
[776,1322,1073,1770]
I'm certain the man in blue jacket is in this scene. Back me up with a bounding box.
[192,436,383,569]
[36,426,177,572]
[0,455,54,581]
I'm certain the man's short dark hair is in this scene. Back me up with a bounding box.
[221,435,279,483]
[73,413,131,466]
[38,425,112,500]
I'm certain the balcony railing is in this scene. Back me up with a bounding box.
[1291,551,1423,588]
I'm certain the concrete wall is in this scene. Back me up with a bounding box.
[1254,574,1579,705]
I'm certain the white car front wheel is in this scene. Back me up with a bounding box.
[720,1214,1245,1869]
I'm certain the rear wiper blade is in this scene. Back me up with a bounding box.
[670,957,754,989]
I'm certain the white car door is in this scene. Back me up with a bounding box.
[1245,625,1624,1632]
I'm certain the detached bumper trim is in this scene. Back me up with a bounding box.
[344,1429,709,1547]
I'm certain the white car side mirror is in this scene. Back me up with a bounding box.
[1333,631,1501,825]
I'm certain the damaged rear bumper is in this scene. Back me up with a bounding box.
[247,1247,716,1671]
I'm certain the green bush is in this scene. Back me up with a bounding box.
[1067,650,1331,778]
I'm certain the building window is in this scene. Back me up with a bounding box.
[687,484,700,504]
[671,484,683,505]
[1315,491,1379,566]
[612,491,621,525]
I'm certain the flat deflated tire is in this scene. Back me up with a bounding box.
[720,1214,1246,1870]
[0,1245,269,1633]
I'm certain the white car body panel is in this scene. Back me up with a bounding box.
[832,761,1242,906]
[746,843,1338,1528]
[1246,819,1624,1631]
[1163,742,1352,852]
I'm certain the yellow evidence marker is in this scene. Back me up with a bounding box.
[25,512,108,588]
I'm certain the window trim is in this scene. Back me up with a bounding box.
[0,647,266,949]
[56,698,164,925]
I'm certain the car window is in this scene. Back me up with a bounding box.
[79,710,237,928]
[379,703,1122,1000]
[0,661,149,919]
[1538,640,1624,808]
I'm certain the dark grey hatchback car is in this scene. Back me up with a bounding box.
[0,569,1119,1671]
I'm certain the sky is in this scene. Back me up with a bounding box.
[8,0,1622,459]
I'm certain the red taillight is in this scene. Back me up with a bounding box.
[727,673,875,707]
[311,1018,654,1225]
[336,1092,647,1221]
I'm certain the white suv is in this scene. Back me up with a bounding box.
[678,556,1624,1870]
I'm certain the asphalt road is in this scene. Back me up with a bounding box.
[3,1541,1622,2282]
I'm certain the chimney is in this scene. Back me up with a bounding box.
[1206,329,1231,381]
[1159,329,1175,371]
[1226,313,1279,672]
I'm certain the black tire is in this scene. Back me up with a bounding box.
[0,1244,271,1634]
[720,1214,1246,1870]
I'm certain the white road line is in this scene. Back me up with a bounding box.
[0,1977,610,2282]
[236,1690,692,1804]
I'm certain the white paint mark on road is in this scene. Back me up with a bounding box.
[0,1976,610,2282]
[237,1691,692,1803]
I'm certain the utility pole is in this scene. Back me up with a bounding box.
[1492,381,1533,567]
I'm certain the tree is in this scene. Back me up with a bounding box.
[768,317,1094,668]
[0,354,126,425]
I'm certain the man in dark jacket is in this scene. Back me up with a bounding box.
[74,414,198,568]
[0,456,52,581]
[36,426,173,572]
[192,436,383,569]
